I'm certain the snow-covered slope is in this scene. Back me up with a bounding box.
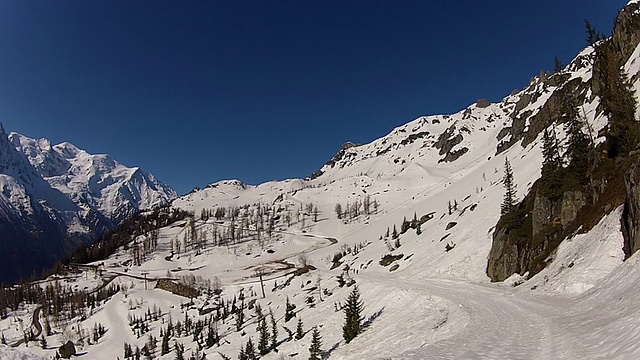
[5,2,640,360]
[171,41,606,283]
[0,126,177,283]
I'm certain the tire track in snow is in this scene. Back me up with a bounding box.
[359,275,571,359]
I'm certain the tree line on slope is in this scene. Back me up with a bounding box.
[493,17,640,280]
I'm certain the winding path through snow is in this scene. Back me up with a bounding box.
[358,274,575,359]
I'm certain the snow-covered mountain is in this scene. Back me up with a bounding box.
[9,132,176,224]
[0,126,176,283]
[5,2,640,360]
[170,1,640,284]
[172,25,611,284]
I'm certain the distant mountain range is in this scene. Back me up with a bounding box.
[0,124,176,283]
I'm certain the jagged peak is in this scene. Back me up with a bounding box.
[2,124,177,237]
[54,141,83,159]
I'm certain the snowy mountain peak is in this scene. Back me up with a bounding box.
[0,128,177,283]
[53,141,83,159]
[9,132,176,220]
[206,179,248,191]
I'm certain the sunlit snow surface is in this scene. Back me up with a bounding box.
[6,9,640,360]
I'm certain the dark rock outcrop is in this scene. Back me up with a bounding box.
[496,78,587,155]
[476,99,491,108]
[326,142,359,168]
[612,2,640,62]
[438,147,469,163]
[155,279,200,298]
[434,126,463,156]
[622,155,640,257]
[58,340,76,359]
[487,186,588,282]
[434,125,468,163]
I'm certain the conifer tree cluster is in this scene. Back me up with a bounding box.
[539,129,564,201]
[597,42,640,158]
[563,96,592,186]
[334,195,379,222]
[238,337,258,360]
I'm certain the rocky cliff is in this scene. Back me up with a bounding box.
[487,1,640,282]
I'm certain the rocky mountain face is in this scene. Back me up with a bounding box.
[311,52,601,189]
[487,1,640,281]
[0,126,176,283]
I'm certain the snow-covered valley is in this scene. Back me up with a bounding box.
[5,1,640,359]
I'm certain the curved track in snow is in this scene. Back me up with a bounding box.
[359,275,574,359]
[10,306,42,348]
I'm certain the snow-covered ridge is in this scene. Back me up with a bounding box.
[312,45,603,186]
[9,131,177,222]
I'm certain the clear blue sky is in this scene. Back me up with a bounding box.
[0,1,628,195]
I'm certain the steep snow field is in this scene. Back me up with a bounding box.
[2,108,637,360]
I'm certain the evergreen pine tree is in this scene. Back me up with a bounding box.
[257,314,269,355]
[308,326,322,360]
[206,324,217,348]
[124,343,133,358]
[269,308,278,350]
[342,285,364,344]
[564,99,591,185]
[161,330,170,355]
[554,56,564,73]
[500,158,517,221]
[245,338,257,360]
[540,128,564,200]
[285,296,295,322]
[237,345,247,360]
[585,19,604,46]
[236,301,245,331]
[175,341,185,360]
[295,317,304,340]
